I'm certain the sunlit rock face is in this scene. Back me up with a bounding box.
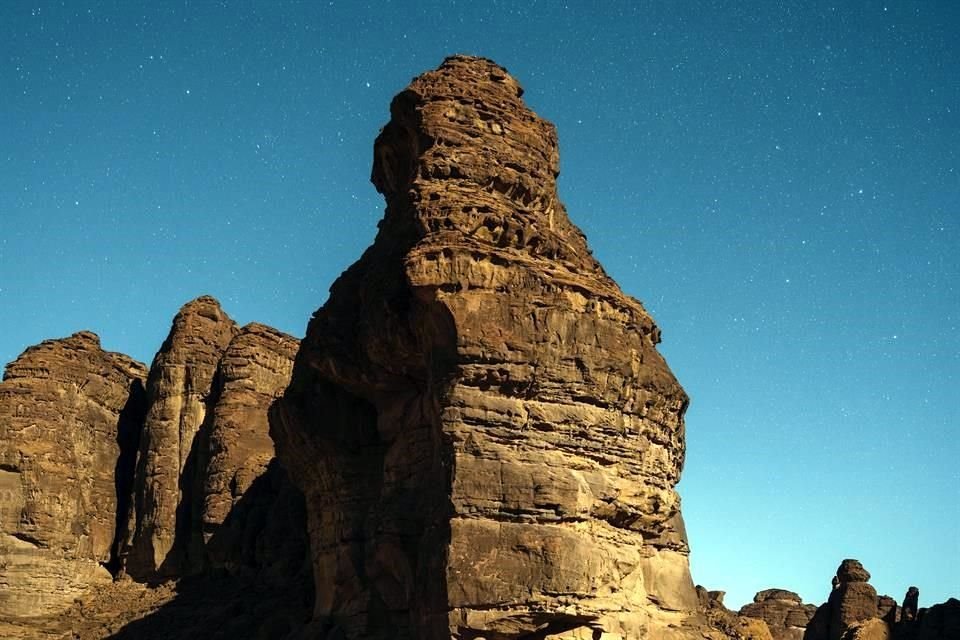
[272,55,698,639]
[0,332,146,617]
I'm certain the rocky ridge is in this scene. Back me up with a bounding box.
[0,298,310,638]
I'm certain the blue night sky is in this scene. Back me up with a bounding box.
[1,1,957,610]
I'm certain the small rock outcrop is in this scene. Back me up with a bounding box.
[740,589,817,640]
[272,55,697,639]
[0,332,147,617]
[697,586,776,640]
[877,595,898,626]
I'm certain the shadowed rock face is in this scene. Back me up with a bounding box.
[198,323,301,575]
[0,332,147,617]
[272,55,695,639]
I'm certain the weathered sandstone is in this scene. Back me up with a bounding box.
[740,589,817,640]
[198,323,304,579]
[121,296,238,577]
[272,55,696,639]
[0,332,146,617]
[0,302,311,637]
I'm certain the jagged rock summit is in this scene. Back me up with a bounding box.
[272,54,696,639]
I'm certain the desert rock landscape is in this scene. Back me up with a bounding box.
[0,57,955,640]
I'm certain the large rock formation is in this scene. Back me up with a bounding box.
[0,332,147,617]
[740,589,817,640]
[272,55,696,639]
[830,560,879,640]
[121,296,238,577]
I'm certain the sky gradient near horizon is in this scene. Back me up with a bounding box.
[1,1,957,609]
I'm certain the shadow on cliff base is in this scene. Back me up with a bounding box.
[106,460,314,640]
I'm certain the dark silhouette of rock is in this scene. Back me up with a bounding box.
[902,587,920,623]
[272,54,697,639]
[912,598,960,640]
[740,589,817,640]
[0,332,147,618]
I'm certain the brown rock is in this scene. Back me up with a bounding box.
[698,587,776,640]
[842,618,891,640]
[832,583,880,640]
[804,560,882,640]
[740,589,816,640]
[272,55,695,639]
[838,560,872,584]
[0,332,147,617]
[122,296,238,578]
[197,322,301,574]
[877,595,898,625]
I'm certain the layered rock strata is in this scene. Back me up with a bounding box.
[0,332,147,617]
[272,55,696,639]
[739,589,816,640]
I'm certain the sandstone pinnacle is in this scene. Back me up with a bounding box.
[273,54,695,640]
